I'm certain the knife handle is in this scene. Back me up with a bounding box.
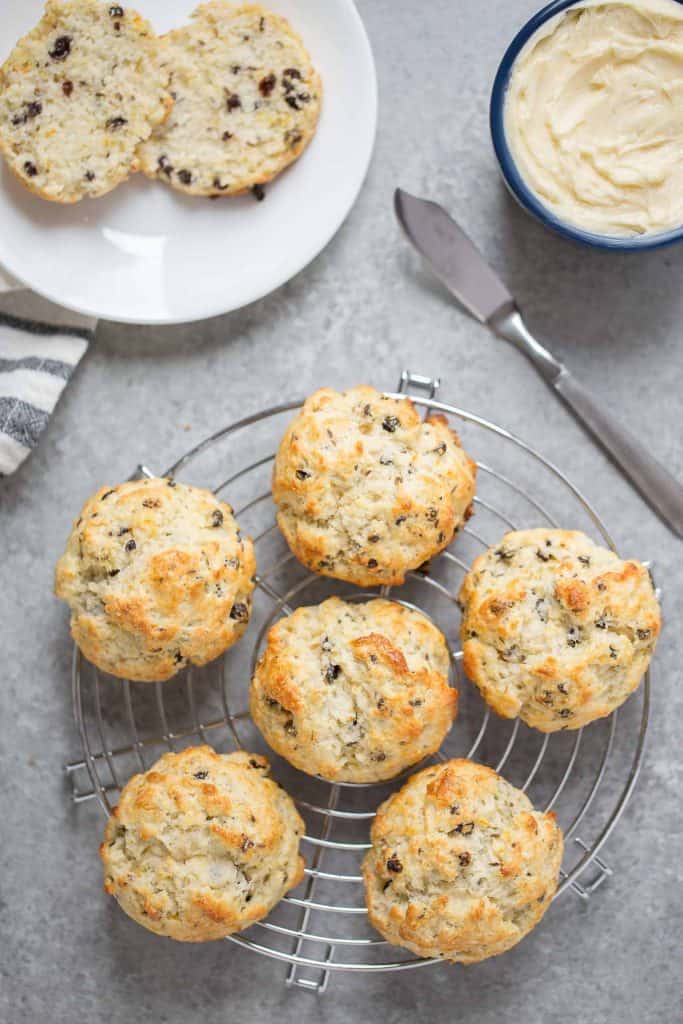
[552,368,683,537]
[491,305,683,537]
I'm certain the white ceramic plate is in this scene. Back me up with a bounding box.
[0,0,376,324]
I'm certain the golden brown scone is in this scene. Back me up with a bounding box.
[100,746,305,941]
[138,2,322,197]
[250,597,457,783]
[458,529,661,732]
[272,386,477,586]
[0,0,171,203]
[54,477,255,682]
[362,759,563,963]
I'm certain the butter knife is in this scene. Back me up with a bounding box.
[395,188,683,538]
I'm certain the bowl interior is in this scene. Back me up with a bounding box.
[489,0,683,251]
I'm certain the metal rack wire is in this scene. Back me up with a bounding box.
[65,371,652,993]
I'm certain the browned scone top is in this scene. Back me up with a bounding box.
[54,477,255,682]
[251,597,457,783]
[362,759,563,963]
[100,746,305,941]
[458,529,661,732]
[272,386,477,586]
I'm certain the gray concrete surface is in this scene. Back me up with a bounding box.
[1,1,682,1021]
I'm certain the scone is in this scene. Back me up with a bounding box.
[101,746,305,941]
[272,386,477,586]
[251,597,457,783]
[138,2,321,197]
[54,477,255,682]
[0,0,171,202]
[458,529,661,732]
[362,759,563,963]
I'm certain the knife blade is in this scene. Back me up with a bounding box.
[394,187,683,537]
[394,188,512,324]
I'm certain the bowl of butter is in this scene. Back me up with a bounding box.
[490,0,683,249]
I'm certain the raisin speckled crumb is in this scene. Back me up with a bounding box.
[137,2,322,197]
[0,0,172,203]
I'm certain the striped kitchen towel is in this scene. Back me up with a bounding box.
[0,267,95,476]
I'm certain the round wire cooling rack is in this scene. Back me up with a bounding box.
[67,372,652,992]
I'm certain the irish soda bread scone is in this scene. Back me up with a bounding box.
[101,746,305,941]
[54,477,255,682]
[272,386,477,586]
[251,597,457,783]
[459,529,661,732]
[138,2,321,197]
[362,759,563,963]
[0,0,171,202]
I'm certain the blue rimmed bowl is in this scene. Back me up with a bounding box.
[490,0,683,251]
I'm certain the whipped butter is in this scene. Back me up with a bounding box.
[504,0,683,236]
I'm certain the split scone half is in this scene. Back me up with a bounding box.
[138,1,322,197]
[0,0,171,202]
